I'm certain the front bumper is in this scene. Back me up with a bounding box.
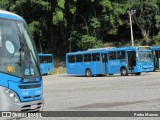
[0,86,44,111]
[11,99,44,112]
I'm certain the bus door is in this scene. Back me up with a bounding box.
[108,51,119,74]
[101,53,108,74]
[127,51,136,72]
[153,50,160,69]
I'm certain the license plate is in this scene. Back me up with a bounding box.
[31,104,38,109]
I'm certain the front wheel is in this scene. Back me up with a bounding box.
[135,72,141,75]
[121,67,128,76]
[85,69,92,77]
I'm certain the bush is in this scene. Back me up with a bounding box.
[77,35,103,50]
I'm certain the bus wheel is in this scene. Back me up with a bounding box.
[135,72,141,75]
[85,69,92,77]
[120,67,128,76]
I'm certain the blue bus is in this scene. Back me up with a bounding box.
[66,47,154,77]
[0,10,44,111]
[38,53,54,75]
[151,46,160,70]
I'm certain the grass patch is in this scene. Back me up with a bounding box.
[53,66,66,74]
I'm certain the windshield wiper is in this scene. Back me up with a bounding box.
[29,49,42,80]
[16,22,41,79]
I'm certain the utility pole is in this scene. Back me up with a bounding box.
[127,10,136,47]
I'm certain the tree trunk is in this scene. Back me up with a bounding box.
[141,29,149,45]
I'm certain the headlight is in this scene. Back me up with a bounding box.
[3,87,20,103]
[138,65,143,69]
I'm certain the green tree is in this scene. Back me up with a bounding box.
[129,0,159,45]
[78,35,103,50]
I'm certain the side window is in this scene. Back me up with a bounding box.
[84,54,91,62]
[117,51,125,59]
[109,52,116,60]
[76,54,83,62]
[92,53,100,61]
[102,54,108,62]
[68,55,75,63]
[158,50,160,58]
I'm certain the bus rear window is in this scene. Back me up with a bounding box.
[39,56,52,63]
[68,55,75,63]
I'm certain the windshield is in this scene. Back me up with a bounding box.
[137,51,152,62]
[0,19,39,78]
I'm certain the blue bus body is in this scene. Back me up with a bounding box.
[66,50,107,76]
[0,10,44,111]
[66,47,154,76]
[38,54,54,75]
[151,46,160,70]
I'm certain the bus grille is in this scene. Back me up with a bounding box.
[18,84,41,89]
[23,95,41,99]
[21,103,43,112]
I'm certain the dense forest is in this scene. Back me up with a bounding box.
[0,0,160,58]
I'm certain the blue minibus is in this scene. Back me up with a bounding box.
[0,10,44,111]
[38,53,54,75]
[66,47,154,76]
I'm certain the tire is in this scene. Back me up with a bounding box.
[120,67,128,76]
[85,69,92,77]
[135,72,141,75]
[109,74,113,75]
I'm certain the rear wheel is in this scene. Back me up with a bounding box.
[85,69,92,77]
[121,67,128,76]
[135,72,141,75]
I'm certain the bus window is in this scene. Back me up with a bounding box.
[68,55,75,63]
[92,53,100,61]
[84,54,91,62]
[76,54,83,62]
[109,52,116,60]
[158,50,160,58]
[102,54,108,62]
[117,51,125,59]
[48,56,52,63]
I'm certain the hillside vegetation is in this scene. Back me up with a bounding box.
[0,0,160,59]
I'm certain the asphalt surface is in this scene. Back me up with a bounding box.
[23,72,160,120]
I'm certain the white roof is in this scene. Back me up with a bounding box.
[0,10,20,18]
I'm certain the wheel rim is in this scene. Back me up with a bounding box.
[86,70,91,76]
[122,69,126,75]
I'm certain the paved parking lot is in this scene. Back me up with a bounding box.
[43,72,160,111]
[22,72,160,120]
